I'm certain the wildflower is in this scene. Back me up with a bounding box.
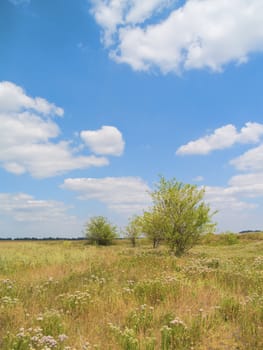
[170,317,187,328]
[58,334,68,342]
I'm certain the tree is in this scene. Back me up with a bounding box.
[125,216,142,247]
[140,209,166,248]
[85,216,118,246]
[149,177,215,256]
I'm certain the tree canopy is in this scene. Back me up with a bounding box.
[141,177,216,255]
[85,216,118,246]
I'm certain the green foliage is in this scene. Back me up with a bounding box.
[109,324,140,350]
[127,304,154,334]
[3,310,68,350]
[134,279,167,305]
[57,289,92,315]
[200,232,219,244]
[85,216,118,246]
[148,176,216,255]
[139,209,166,248]
[125,216,142,247]
[219,232,239,245]
[160,317,190,350]
[4,327,70,350]
[219,296,241,321]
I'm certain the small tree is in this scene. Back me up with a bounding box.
[150,177,216,256]
[140,209,166,248]
[125,216,141,247]
[85,216,118,246]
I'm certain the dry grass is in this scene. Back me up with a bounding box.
[0,238,262,349]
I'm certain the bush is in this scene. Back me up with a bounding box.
[85,216,118,246]
[219,232,239,245]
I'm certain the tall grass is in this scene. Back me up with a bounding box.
[0,238,262,349]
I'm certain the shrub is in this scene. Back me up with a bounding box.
[85,216,118,246]
[219,232,239,245]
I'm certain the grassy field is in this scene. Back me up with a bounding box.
[0,235,262,349]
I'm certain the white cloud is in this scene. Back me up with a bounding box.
[176,122,263,155]
[80,125,125,156]
[62,177,151,215]
[205,186,256,212]
[237,123,263,143]
[0,81,111,178]
[204,169,263,231]
[0,193,74,223]
[91,0,263,73]
[91,0,173,46]
[0,81,63,116]
[228,172,263,197]
[230,144,263,171]
[204,183,263,233]
[205,182,262,210]
[0,192,83,238]
[0,141,109,178]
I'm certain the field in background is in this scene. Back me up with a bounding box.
[0,234,262,349]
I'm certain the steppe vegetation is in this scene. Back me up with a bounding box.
[0,233,262,349]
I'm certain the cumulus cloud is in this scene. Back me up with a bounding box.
[91,0,263,73]
[0,141,109,178]
[62,177,151,214]
[230,144,263,171]
[0,193,75,222]
[200,132,263,231]
[176,122,263,155]
[205,187,261,232]
[0,81,114,178]
[204,170,263,228]
[205,176,263,209]
[91,0,173,46]
[203,177,263,232]
[0,192,83,237]
[0,81,63,116]
[80,125,125,156]
[205,186,256,212]
[228,172,263,197]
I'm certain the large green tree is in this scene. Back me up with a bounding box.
[85,216,118,246]
[145,177,216,255]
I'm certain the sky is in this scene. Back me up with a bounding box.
[1,0,263,237]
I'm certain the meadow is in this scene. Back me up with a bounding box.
[0,234,262,350]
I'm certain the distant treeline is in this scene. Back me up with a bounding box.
[0,237,128,241]
[0,231,262,241]
[0,237,86,241]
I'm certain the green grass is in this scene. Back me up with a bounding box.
[0,237,262,349]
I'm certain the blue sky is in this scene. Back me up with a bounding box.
[1,0,263,237]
